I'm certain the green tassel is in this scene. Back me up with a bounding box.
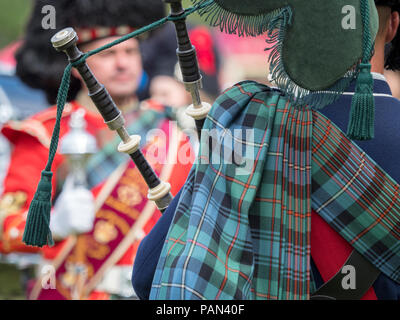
[22,171,55,247]
[347,0,375,141]
[347,63,375,141]
[22,65,72,247]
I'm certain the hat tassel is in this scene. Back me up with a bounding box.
[347,0,375,141]
[347,63,375,141]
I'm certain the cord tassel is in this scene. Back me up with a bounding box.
[347,62,375,140]
[22,171,55,247]
[22,65,72,247]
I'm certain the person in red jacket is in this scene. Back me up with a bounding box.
[0,0,193,299]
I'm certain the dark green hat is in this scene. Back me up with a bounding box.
[193,0,379,140]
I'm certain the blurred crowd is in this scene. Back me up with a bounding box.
[0,0,272,300]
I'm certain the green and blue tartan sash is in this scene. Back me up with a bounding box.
[150,81,400,300]
[86,109,165,189]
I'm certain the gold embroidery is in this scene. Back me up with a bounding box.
[66,236,95,277]
[5,104,74,149]
[56,278,73,300]
[96,210,130,236]
[5,119,51,148]
[104,196,141,221]
[117,185,142,207]
[70,234,111,262]
[124,169,148,191]
[0,192,27,239]
[86,238,111,260]
[68,237,86,263]
[60,261,89,300]
[61,262,79,288]
[0,192,27,214]
[60,233,111,297]
[93,220,118,244]
[119,176,146,192]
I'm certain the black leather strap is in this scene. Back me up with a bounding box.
[311,250,380,300]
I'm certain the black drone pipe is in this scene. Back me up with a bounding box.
[164,0,211,138]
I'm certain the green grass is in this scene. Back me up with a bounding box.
[0,263,26,300]
[0,0,33,48]
[183,0,205,25]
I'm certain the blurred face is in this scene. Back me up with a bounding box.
[150,75,190,108]
[75,37,142,101]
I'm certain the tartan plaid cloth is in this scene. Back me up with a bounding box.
[86,109,165,189]
[150,81,400,300]
[312,111,400,284]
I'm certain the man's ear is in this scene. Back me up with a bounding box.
[386,11,400,43]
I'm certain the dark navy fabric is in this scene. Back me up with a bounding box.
[131,77,400,300]
[318,77,400,300]
[131,189,182,300]
[373,273,400,300]
[310,258,324,289]
[321,78,400,182]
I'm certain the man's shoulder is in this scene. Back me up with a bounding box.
[31,103,71,123]
[374,92,400,107]
[369,78,400,109]
[0,101,100,148]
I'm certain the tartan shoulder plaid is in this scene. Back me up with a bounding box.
[150,81,400,300]
[312,111,400,283]
[151,81,314,300]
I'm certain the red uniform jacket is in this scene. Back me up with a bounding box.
[0,101,192,263]
[0,101,105,253]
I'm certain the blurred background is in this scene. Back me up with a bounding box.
[0,0,31,49]
[1,0,398,301]
[0,0,271,119]
[0,0,271,300]
[0,0,274,149]
[0,7,48,299]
